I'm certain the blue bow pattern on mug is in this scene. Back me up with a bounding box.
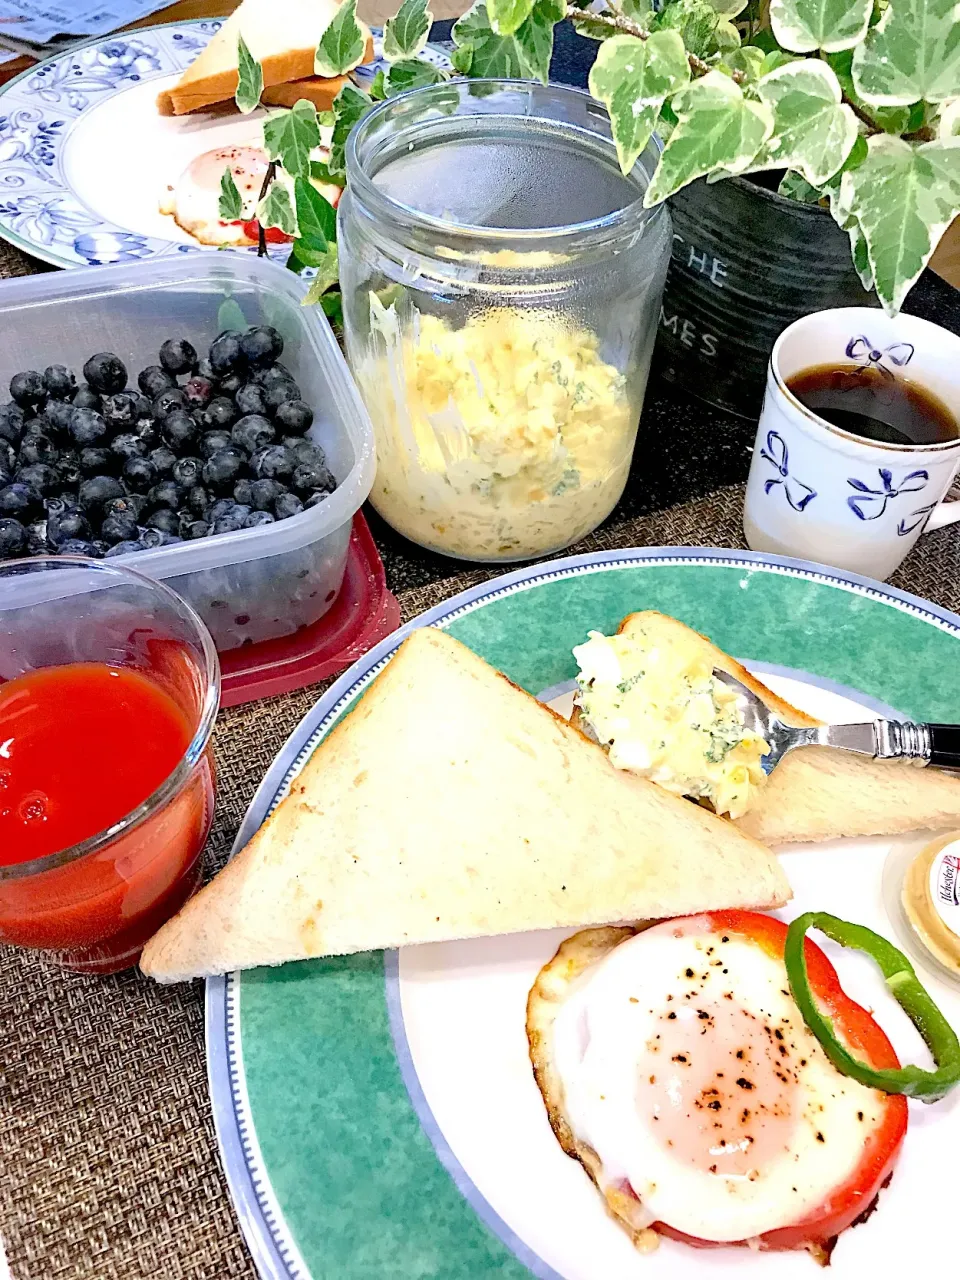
[845,336,915,378]
[760,431,817,512]
[846,467,928,520]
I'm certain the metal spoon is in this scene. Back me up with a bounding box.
[713,669,960,775]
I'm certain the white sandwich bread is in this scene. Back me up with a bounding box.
[156,0,373,116]
[140,628,790,982]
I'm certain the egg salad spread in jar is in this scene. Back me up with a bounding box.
[358,298,636,561]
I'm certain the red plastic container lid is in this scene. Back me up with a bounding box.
[219,512,400,707]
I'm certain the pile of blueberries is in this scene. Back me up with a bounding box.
[0,325,337,561]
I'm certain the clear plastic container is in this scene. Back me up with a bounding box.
[0,255,376,651]
[338,80,672,563]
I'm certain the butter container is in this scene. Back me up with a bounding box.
[883,834,960,988]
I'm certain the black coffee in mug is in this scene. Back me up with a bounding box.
[786,362,959,446]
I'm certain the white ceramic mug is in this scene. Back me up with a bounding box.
[743,307,960,580]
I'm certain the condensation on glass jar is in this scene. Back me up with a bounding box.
[338,80,672,562]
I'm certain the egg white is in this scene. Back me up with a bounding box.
[552,920,889,1243]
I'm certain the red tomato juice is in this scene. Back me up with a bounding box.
[0,662,215,971]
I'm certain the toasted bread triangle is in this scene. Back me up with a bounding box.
[140,628,789,982]
[616,611,960,845]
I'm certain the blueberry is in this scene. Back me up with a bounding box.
[184,485,209,518]
[244,509,276,528]
[240,325,284,366]
[283,436,326,466]
[0,448,13,488]
[183,376,215,411]
[16,462,59,496]
[83,353,127,396]
[231,413,274,454]
[185,519,211,540]
[0,517,26,558]
[132,394,155,421]
[274,491,304,520]
[89,540,110,559]
[213,510,249,535]
[149,445,178,477]
[208,332,243,375]
[42,365,77,401]
[233,383,266,417]
[135,420,159,451]
[264,380,300,414]
[73,385,102,410]
[253,444,295,481]
[123,456,156,493]
[195,357,218,383]
[79,446,113,476]
[102,392,140,431]
[200,396,236,430]
[58,538,98,557]
[138,365,175,399]
[206,498,236,524]
[159,338,198,376]
[0,482,40,518]
[49,505,91,545]
[153,388,187,421]
[304,489,331,509]
[139,527,181,548]
[233,477,254,506]
[111,432,147,463]
[103,494,146,522]
[10,370,45,409]
[101,510,140,544]
[247,477,281,511]
[69,407,108,447]
[56,452,81,490]
[19,432,58,468]
[147,479,183,511]
[105,539,145,557]
[78,474,125,511]
[274,399,313,435]
[42,399,76,437]
[218,372,243,398]
[199,429,232,460]
[252,362,294,389]
[161,410,197,451]
[25,519,51,555]
[144,508,180,536]
[0,403,24,446]
[293,460,336,494]
[203,447,245,492]
[171,456,203,488]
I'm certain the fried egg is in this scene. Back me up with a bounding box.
[533,916,899,1249]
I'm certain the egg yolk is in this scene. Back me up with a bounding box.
[635,995,803,1180]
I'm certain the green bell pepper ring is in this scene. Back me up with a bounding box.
[785,911,960,1104]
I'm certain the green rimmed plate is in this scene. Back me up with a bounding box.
[206,546,960,1280]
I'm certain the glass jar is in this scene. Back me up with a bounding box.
[339,79,672,562]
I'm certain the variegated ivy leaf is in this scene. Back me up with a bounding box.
[452,0,562,85]
[721,45,766,81]
[219,168,243,221]
[770,0,872,53]
[853,0,960,106]
[826,49,917,135]
[488,0,536,36]
[840,136,960,313]
[385,58,446,95]
[293,176,336,252]
[707,0,748,15]
[940,99,960,138]
[622,0,654,18]
[258,183,297,236]
[328,83,374,179]
[650,0,732,59]
[315,0,365,77]
[778,170,823,201]
[235,34,263,113]
[570,11,618,41]
[384,0,433,58]
[263,99,321,180]
[303,245,341,306]
[747,59,857,186]
[644,71,774,206]
[588,33,691,174]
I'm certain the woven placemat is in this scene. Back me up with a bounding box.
[2,481,960,1280]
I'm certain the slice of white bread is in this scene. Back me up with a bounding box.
[526,926,661,1252]
[613,611,960,845]
[156,0,373,117]
[260,75,351,110]
[140,628,789,983]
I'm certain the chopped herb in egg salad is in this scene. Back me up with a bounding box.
[573,626,769,819]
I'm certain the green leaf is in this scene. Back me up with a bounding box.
[650,0,732,58]
[722,45,766,79]
[329,83,374,179]
[315,0,365,77]
[588,33,691,174]
[263,99,321,180]
[302,244,341,306]
[218,167,243,221]
[622,0,655,17]
[294,176,336,252]
[849,219,875,290]
[452,0,560,83]
[778,169,824,200]
[707,0,748,16]
[451,43,474,72]
[570,12,618,40]
[235,34,263,113]
[839,135,960,311]
[310,159,346,187]
[217,298,248,333]
[369,68,388,99]
[644,70,774,205]
[853,0,960,106]
[321,290,344,327]
[385,58,446,95]
[826,48,915,132]
[258,183,297,236]
[488,0,536,36]
[384,0,433,57]
[770,0,872,51]
[748,59,857,185]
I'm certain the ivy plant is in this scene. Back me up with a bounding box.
[222,0,960,316]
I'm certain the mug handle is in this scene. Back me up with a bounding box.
[928,476,960,530]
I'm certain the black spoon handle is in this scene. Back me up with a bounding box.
[928,724,960,771]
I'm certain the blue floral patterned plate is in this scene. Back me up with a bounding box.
[0,21,450,269]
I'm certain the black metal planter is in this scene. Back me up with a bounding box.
[655,176,878,419]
